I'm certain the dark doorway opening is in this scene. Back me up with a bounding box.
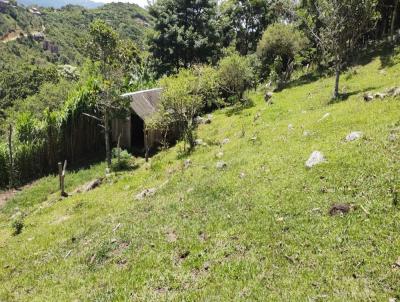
[131,112,144,153]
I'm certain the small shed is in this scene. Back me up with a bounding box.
[111,88,169,154]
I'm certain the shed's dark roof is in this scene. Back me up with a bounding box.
[121,88,162,121]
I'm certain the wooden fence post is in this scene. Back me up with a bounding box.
[59,160,67,197]
[8,125,14,189]
[144,129,149,162]
[58,162,62,190]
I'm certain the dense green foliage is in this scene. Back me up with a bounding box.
[86,19,138,167]
[217,53,254,103]
[157,69,204,150]
[0,2,152,118]
[257,23,308,87]
[148,0,220,75]
[220,0,274,55]
[0,0,42,37]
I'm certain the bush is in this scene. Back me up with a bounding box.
[111,148,134,171]
[217,53,254,104]
[12,218,24,236]
[0,144,8,188]
[157,69,204,151]
[192,65,222,111]
[257,23,308,88]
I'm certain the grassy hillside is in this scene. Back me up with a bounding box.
[0,53,399,301]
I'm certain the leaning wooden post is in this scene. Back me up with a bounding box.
[144,129,149,162]
[58,162,62,190]
[59,160,67,197]
[8,124,14,189]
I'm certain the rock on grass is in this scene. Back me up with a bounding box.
[135,188,156,200]
[346,131,363,142]
[305,151,325,168]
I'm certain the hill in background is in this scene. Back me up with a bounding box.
[17,0,103,9]
[0,1,152,68]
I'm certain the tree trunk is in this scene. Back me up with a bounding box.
[391,0,399,41]
[104,110,111,169]
[333,65,340,99]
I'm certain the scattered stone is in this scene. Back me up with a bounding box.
[318,113,331,122]
[183,159,192,169]
[221,138,230,145]
[135,188,156,200]
[239,172,246,179]
[303,130,311,137]
[198,231,208,242]
[216,151,224,159]
[264,91,273,103]
[78,178,102,193]
[389,298,396,302]
[389,133,397,142]
[388,87,400,97]
[394,88,400,97]
[364,93,374,102]
[216,161,227,170]
[166,230,177,243]
[374,92,387,99]
[179,250,190,259]
[194,116,205,124]
[346,131,363,142]
[365,87,400,102]
[195,115,212,125]
[195,139,204,146]
[392,256,400,269]
[329,203,351,216]
[288,124,294,131]
[305,151,326,168]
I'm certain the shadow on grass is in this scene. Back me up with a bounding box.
[281,72,322,91]
[225,99,255,117]
[328,86,378,105]
[352,41,398,69]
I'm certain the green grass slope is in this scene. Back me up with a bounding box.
[0,55,400,301]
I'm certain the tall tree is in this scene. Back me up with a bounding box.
[302,0,378,99]
[220,0,271,55]
[148,0,220,75]
[86,19,139,169]
[220,0,294,55]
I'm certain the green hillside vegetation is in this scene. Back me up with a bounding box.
[0,1,42,37]
[0,2,151,70]
[0,51,399,300]
[0,1,152,127]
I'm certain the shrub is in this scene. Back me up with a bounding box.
[217,53,254,104]
[0,143,8,188]
[12,218,24,236]
[257,23,308,88]
[192,65,222,111]
[111,148,134,171]
[157,69,203,151]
